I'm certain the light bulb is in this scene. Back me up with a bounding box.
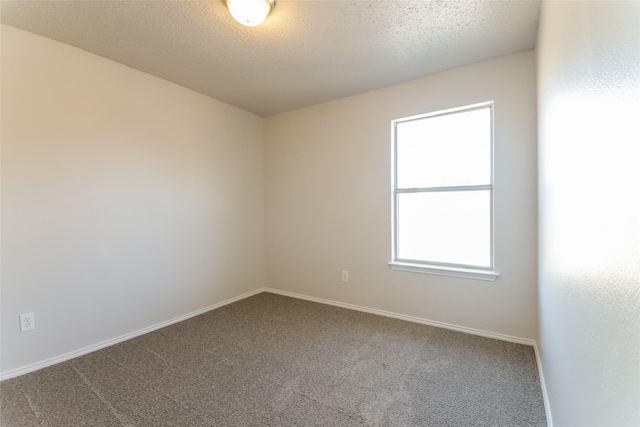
[227,0,275,27]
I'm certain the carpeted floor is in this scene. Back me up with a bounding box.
[1,293,547,426]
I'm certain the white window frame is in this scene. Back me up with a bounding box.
[388,102,499,281]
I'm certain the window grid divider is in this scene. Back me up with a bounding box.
[395,185,491,194]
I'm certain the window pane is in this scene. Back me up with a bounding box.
[397,191,491,267]
[396,108,491,189]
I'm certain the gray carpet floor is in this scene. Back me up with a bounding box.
[1,293,547,426]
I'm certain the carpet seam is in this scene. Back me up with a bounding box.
[21,387,45,427]
[70,364,130,427]
[104,352,211,425]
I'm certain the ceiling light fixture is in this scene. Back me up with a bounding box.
[226,0,275,27]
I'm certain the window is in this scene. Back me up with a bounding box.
[389,102,498,281]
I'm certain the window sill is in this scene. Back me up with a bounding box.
[388,261,499,281]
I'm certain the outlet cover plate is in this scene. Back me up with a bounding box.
[20,313,35,332]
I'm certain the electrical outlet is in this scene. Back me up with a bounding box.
[341,271,349,282]
[20,313,35,332]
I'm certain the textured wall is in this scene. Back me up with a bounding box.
[537,1,640,425]
[1,25,265,375]
[265,51,538,340]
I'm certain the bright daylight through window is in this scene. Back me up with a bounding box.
[389,102,498,281]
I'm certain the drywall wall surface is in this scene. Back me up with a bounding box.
[265,51,538,340]
[537,2,640,425]
[1,25,265,374]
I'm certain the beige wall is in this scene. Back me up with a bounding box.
[0,25,265,375]
[265,51,538,340]
[537,2,640,425]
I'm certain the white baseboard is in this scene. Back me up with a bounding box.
[0,287,266,381]
[264,287,535,346]
[533,342,554,427]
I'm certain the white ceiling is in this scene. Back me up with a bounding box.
[0,0,541,116]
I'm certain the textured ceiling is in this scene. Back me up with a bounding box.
[0,0,541,116]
